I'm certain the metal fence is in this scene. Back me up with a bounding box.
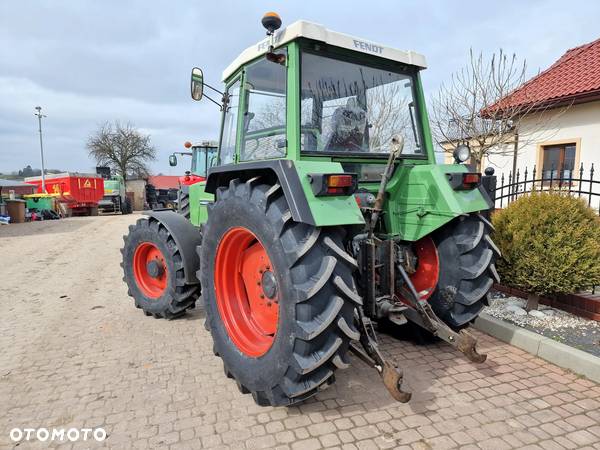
[495,163,599,212]
[494,163,599,294]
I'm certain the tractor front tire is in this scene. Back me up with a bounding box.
[121,217,200,318]
[122,197,133,214]
[178,191,190,220]
[428,214,500,328]
[200,178,361,406]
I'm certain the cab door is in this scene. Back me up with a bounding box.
[191,79,242,226]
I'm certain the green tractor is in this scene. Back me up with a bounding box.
[121,14,499,406]
[168,140,218,219]
[96,167,132,214]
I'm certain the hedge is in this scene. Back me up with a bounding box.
[492,192,600,297]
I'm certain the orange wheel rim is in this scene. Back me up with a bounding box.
[133,242,168,298]
[214,227,279,357]
[399,236,439,302]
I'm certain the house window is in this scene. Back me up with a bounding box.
[541,143,576,181]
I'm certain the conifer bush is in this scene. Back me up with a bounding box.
[492,192,600,298]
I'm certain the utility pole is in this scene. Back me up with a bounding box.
[34,106,47,192]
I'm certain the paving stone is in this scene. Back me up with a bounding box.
[1,215,599,450]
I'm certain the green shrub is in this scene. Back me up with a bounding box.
[492,192,600,296]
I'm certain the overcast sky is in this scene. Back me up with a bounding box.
[1,0,599,175]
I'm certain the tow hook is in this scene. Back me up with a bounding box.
[457,329,487,363]
[397,263,487,364]
[351,308,412,403]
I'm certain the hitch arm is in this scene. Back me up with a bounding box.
[351,308,412,402]
[397,264,487,364]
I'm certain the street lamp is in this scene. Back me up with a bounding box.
[34,106,47,192]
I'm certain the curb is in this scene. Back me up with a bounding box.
[473,313,600,383]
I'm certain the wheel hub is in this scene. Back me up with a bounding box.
[132,242,168,299]
[261,270,277,299]
[214,227,279,357]
[146,260,164,278]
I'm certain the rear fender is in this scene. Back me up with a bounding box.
[205,160,364,227]
[143,210,202,284]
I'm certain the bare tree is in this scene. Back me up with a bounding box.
[365,80,413,153]
[87,121,156,186]
[431,49,568,171]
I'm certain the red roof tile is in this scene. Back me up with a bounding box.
[494,37,600,110]
[147,176,180,190]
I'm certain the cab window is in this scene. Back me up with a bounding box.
[191,147,218,177]
[240,50,287,160]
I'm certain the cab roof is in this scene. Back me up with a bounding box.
[192,140,218,148]
[222,20,427,81]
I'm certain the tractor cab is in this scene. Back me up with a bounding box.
[168,140,218,220]
[191,19,435,176]
[169,140,218,185]
[190,142,218,180]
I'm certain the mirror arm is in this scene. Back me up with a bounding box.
[203,93,224,109]
[203,82,224,96]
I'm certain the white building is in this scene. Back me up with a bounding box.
[488,37,600,182]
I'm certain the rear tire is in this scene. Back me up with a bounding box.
[121,217,200,318]
[428,214,500,328]
[201,178,361,406]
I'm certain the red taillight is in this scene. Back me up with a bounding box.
[327,175,354,188]
[309,173,357,196]
[462,173,481,189]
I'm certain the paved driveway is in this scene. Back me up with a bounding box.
[1,215,599,449]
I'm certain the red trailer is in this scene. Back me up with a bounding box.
[25,172,104,216]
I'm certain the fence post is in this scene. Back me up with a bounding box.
[532,165,537,192]
[500,173,504,208]
[568,165,573,194]
[578,163,584,198]
[590,163,595,208]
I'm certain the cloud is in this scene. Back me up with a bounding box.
[1,0,599,174]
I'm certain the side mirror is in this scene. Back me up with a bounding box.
[191,67,204,101]
[168,154,177,166]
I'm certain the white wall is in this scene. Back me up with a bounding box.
[493,100,600,177]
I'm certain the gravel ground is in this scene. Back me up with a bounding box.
[485,292,600,357]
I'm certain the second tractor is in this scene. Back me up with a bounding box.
[168,140,218,219]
